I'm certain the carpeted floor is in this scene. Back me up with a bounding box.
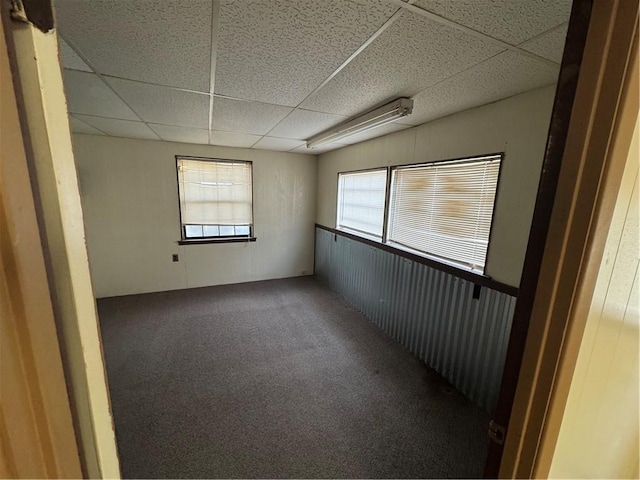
[98,276,490,479]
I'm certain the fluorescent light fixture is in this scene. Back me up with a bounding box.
[306,98,413,148]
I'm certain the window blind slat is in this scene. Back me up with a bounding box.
[388,156,500,271]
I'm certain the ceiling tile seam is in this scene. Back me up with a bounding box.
[70,114,108,136]
[67,111,302,139]
[208,0,221,145]
[260,1,415,141]
[63,66,94,74]
[248,137,263,149]
[96,73,210,96]
[65,113,202,132]
[517,21,570,48]
[400,50,509,110]
[385,0,560,68]
[58,33,152,125]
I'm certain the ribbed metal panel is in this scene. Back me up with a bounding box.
[314,227,516,413]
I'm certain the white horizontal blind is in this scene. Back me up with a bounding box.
[388,156,501,271]
[178,158,252,226]
[337,169,387,238]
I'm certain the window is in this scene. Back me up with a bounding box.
[337,169,387,238]
[336,154,501,273]
[177,157,253,241]
[388,155,501,271]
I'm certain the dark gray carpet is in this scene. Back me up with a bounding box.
[98,276,490,479]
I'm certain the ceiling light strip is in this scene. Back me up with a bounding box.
[385,0,559,68]
[306,98,413,148]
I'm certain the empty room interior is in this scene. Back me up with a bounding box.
[5,0,639,478]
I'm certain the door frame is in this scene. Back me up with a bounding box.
[485,0,639,476]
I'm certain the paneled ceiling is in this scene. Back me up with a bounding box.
[56,0,572,154]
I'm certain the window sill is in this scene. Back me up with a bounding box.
[178,237,257,245]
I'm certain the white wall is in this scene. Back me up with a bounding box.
[316,85,556,288]
[74,135,317,298]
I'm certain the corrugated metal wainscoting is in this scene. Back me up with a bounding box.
[314,227,517,413]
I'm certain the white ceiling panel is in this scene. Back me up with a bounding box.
[252,137,305,151]
[106,78,210,129]
[75,115,159,140]
[405,51,559,126]
[148,124,209,145]
[268,109,348,140]
[54,0,212,92]
[520,23,569,64]
[292,143,346,155]
[69,116,104,135]
[209,131,262,148]
[58,37,91,72]
[214,0,399,106]
[63,70,138,120]
[211,97,292,135]
[339,122,411,145]
[300,12,504,117]
[415,0,573,45]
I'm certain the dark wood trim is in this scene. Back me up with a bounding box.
[316,223,519,297]
[387,152,503,172]
[337,165,389,176]
[483,153,506,275]
[483,0,593,476]
[178,237,256,245]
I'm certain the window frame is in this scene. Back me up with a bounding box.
[175,156,256,245]
[335,152,504,275]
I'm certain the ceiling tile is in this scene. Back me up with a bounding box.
[405,51,559,126]
[339,122,411,145]
[252,137,305,151]
[520,23,569,64]
[211,97,292,135]
[214,0,399,106]
[414,0,573,45]
[69,115,104,135]
[105,78,210,129]
[148,124,209,145]
[209,131,262,148]
[269,109,348,140]
[292,143,346,155]
[58,36,91,72]
[74,115,159,140]
[54,0,212,91]
[63,70,138,120]
[300,12,504,117]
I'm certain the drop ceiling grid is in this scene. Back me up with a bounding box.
[271,0,570,150]
[57,0,572,152]
[212,0,399,106]
[212,0,406,151]
[412,0,573,45]
[299,11,506,116]
[404,50,561,126]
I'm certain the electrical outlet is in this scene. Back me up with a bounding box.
[172,254,179,262]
